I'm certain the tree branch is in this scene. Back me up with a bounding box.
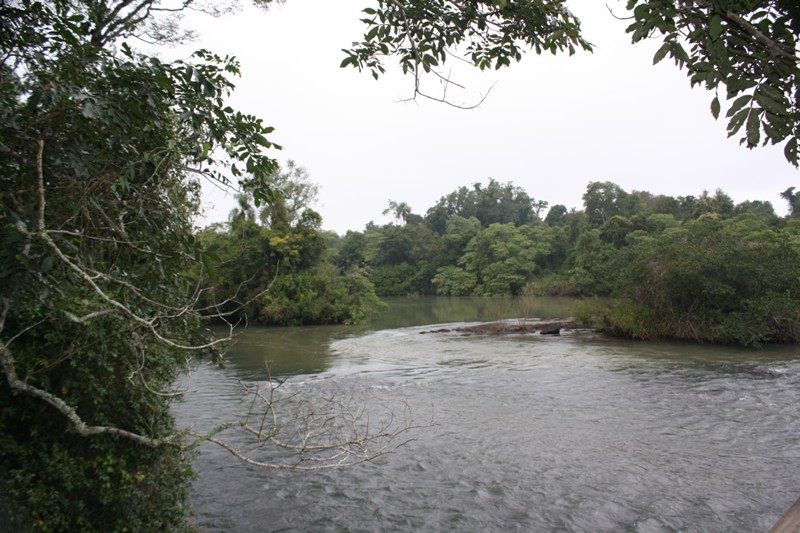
[0,298,181,448]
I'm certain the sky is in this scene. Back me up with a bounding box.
[173,0,798,234]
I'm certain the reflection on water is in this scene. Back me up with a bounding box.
[367,296,580,330]
[213,296,580,379]
[174,297,800,532]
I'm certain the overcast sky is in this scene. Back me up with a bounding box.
[175,0,798,234]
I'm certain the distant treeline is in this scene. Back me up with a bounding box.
[201,179,800,346]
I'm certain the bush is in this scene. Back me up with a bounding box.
[598,218,800,345]
[260,265,385,325]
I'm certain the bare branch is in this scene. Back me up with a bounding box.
[191,368,433,471]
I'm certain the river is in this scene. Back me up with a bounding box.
[172,297,800,532]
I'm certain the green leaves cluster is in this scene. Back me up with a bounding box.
[342,0,592,80]
[627,0,800,164]
[604,217,800,346]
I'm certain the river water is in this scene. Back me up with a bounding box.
[173,297,800,532]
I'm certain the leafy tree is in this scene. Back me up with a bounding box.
[200,207,383,325]
[229,191,257,223]
[0,1,282,529]
[432,265,479,296]
[781,186,800,217]
[261,264,385,326]
[374,224,439,266]
[382,199,414,225]
[334,230,371,272]
[732,200,779,225]
[626,0,800,164]
[258,160,320,229]
[461,223,552,295]
[565,228,619,296]
[342,0,591,104]
[691,189,735,220]
[425,179,541,232]
[644,213,681,234]
[582,181,632,226]
[369,223,439,295]
[544,204,569,226]
[600,215,635,247]
[438,215,482,264]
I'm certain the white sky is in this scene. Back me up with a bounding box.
[175,0,798,234]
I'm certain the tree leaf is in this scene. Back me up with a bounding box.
[726,94,752,118]
[785,138,799,166]
[710,96,721,119]
[41,256,54,273]
[709,15,723,40]
[754,89,787,115]
[653,42,670,65]
[745,110,761,147]
[727,108,748,137]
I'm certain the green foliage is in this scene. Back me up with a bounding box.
[565,229,619,296]
[334,230,372,272]
[544,204,568,226]
[371,261,436,296]
[200,193,383,326]
[432,266,479,296]
[374,224,440,266]
[261,265,385,325]
[0,1,280,529]
[582,181,633,225]
[460,223,554,295]
[602,217,800,345]
[425,179,544,233]
[343,0,591,81]
[438,216,483,264]
[258,160,320,229]
[626,0,800,165]
[357,178,800,346]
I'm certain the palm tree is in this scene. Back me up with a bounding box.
[382,199,412,225]
[228,192,256,223]
[780,187,800,218]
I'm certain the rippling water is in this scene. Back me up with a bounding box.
[172,298,800,532]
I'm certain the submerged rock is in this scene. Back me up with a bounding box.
[421,319,585,336]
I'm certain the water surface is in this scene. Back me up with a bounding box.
[173,297,800,532]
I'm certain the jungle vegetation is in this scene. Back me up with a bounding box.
[1,0,797,531]
[325,180,800,347]
[196,162,385,327]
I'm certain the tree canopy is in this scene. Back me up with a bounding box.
[336,178,799,345]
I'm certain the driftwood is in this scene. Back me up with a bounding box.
[420,319,583,336]
[769,496,800,533]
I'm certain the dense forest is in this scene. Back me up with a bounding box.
[196,162,385,326]
[209,175,800,347]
